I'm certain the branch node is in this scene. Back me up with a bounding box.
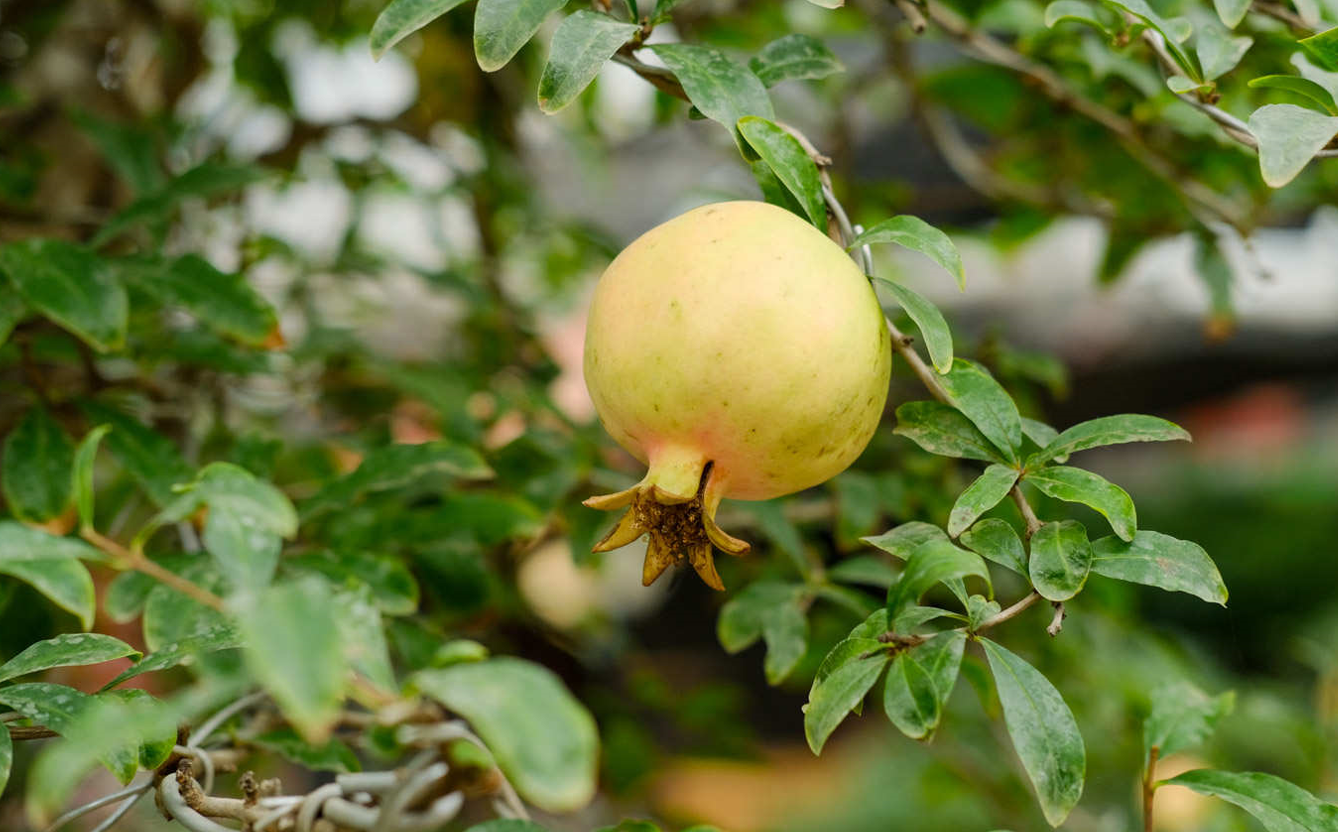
[1047,601,1066,637]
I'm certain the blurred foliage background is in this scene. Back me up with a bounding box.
[1,0,1337,830]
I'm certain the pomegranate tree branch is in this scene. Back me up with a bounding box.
[81,527,227,612]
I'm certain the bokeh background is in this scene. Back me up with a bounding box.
[3,0,1338,829]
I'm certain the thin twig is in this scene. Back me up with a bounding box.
[81,527,227,612]
[1143,745,1161,832]
[893,0,928,33]
[44,780,153,832]
[979,590,1042,629]
[1047,601,1066,637]
[1251,0,1313,31]
[1011,485,1043,538]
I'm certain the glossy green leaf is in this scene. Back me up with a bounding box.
[0,555,97,630]
[748,33,844,87]
[1249,75,1338,116]
[893,401,1008,463]
[1030,414,1190,467]
[414,657,598,811]
[538,12,638,113]
[1143,680,1234,762]
[237,578,348,742]
[738,116,826,229]
[1090,530,1227,605]
[101,623,242,690]
[959,518,1028,576]
[873,277,954,373]
[71,424,110,532]
[78,400,192,507]
[128,255,278,345]
[981,638,1086,827]
[1043,0,1112,33]
[0,521,102,562]
[804,645,889,754]
[882,630,966,740]
[887,539,991,623]
[104,571,155,624]
[0,683,139,783]
[2,406,75,523]
[371,0,473,59]
[939,360,1022,462]
[850,216,965,290]
[0,633,139,684]
[863,521,948,561]
[474,0,570,72]
[1028,520,1093,602]
[650,43,774,145]
[142,563,229,652]
[202,504,282,591]
[1026,466,1136,541]
[1159,769,1338,831]
[251,727,361,773]
[1020,417,1061,455]
[1248,104,1338,187]
[1168,75,1211,94]
[717,581,810,683]
[1300,26,1338,72]
[302,440,491,518]
[967,594,1001,629]
[144,462,297,548]
[0,239,128,351]
[948,464,1019,537]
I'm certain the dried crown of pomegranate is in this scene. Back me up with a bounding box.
[582,200,891,589]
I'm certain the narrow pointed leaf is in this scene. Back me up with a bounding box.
[100,624,242,690]
[538,12,639,113]
[883,630,966,740]
[72,425,110,531]
[748,33,844,87]
[1031,414,1189,467]
[887,539,991,623]
[850,216,965,290]
[1026,466,1136,541]
[939,360,1022,461]
[804,647,889,754]
[0,722,10,797]
[738,116,826,229]
[1044,0,1113,32]
[1212,0,1250,27]
[126,255,278,346]
[650,43,774,145]
[0,240,127,352]
[873,278,954,373]
[863,521,948,561]
[371,0,473,59]
[893,401,1008,463]
[474,0,570,72]
[948,464,1019,537]
[1090,530,1227,605]
[1159,769,1338,831]
[1300,26,1338,71]
[2,406,75,523]
[0,634,139,684]
[1143,680,1234,761]
[77,400,192,507]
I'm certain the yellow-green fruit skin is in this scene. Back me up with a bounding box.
[583,200,891,502]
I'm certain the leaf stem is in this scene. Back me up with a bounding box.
[1143,745,1161,832]
[1010,485,1043,539]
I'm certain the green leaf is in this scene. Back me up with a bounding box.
[651,0,685,22]
[893,401,1008,463]
[1020,417,1060,455]
[1249,75,1338,116]
[738,500,807,576]
[1196,23,1252,81]
[332,585,397,691]
[850,216,965,290]
[717,581,810,683]
[1028,520,1093,602]
[0,521,102,562]
[142,563,229,651]
[465,822,551,832]
[78,400,192,507]
[93,163,270,245]
[474,0,570,72]
[1212,0,1250,28]
[959,518,1028,576]
[0,239,128,351]
[887,538,991,624]
[537,12,639,113]
[1300,26,1338,72]
[1193,231,1234,324]
[1030,414,1190,467]
[371,0,473,59]
[939,359,1022,461]
[1248,104,1338,187]
[71,425,110,532]
[980,638,1086,827]
[1025,466,1136,541]
[104,571,154,623]
[0,683,139,783]
[301,440,491,519]
[948,464,1019,537]
[873,277,954,373]
[863,520,948,561]
[882,630,966,740]
[100,623,242,690]
[287,550,420,616]
[1043,0,1112,32]
[828,555,900,588]
[748,33,844,87]
[126,255,279,346]
[251,727,361,773]
[1097,0,1201,78]
[414,657,598,812]
[0,633,140,684]
[145,462,297,548]
[2,406,75,523]
[804,644,889,754]
[0,539,97,630]
[737,116,826,229]
[1168,75,1212,94]
[649,43,774,146]
[1144,680,1234,761]
[237,577,348,742]
[202,505,282,591]
[70,110,164,194]
[1159,769,1338,831]
[967,594,1001,629]
[0,280,26,346]
[1090,530,1227,605]
[101,688,177,770]
[0,722,11,798]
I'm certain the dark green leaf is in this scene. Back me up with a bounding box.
[126,255,278,346]
[1143,680,1234,761]
[1090,530,1227,605]
[967,594,1001,629]
[873,278,954,373]
[1248,104,1338,187]
[1097,0,1200,78]
[939,359,1022,461]
[371,0,473,59]
[863,520,948,561]
[70,111,164,194]
[1025,466,1136,541]
[104,570,154,623]
[538,12,639,113]
[1028,520,1093,602]
[238,578,348,742]
[882,630,966,740]
[2,406,75,523]
[1031,414,1190,467]
[737,116,826,229]
[738,500,807,576]
[302,440,491,519]
[0,683,138,783]
[948,464,1019,537]
[100,688,176,770]
[71,425,110,532]
[893,401,1008,463]
[0,240,127,351]
[1249,75,1338,116]
[649,43,774,145]
[414,657,598,811]
[78,400,192,507]
[1300,26,1338,72]
[748,33,844,87]
[887,539,991,624]
[980,638,1086,827]
[1159,769,1338,831]
[850,216,965,290]
[101,623,242,690]
[251,727,361,773]
[142,563,229,651]
[474,0,570,72]
[959,518,1028,576]
[0,721,10,797]
[0,526,99,629]
[804,645,889,754]
[0,633,139,684]
[93,163,270,245]
[1020,418,1061,456]
[144,462,297,548]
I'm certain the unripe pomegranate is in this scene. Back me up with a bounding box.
[583,201,891,590]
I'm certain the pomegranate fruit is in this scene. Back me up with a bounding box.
[583,201,891,590]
